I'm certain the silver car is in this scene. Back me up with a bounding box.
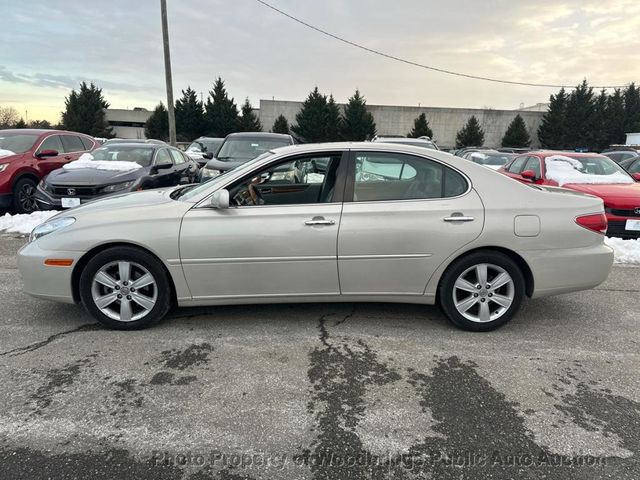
[18,143,614,331]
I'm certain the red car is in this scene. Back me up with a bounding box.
[498,151,640,238]
[0,129,97,213]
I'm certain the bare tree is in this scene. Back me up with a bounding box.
[0,106,19,128]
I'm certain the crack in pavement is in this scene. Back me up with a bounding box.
[0,323,100,357]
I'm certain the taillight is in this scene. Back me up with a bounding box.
[575,213,608,235]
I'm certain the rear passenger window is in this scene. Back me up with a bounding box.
[352,152,467,202]
[523,157,541,177]
[170,149,186,164]
[61,135,85,152]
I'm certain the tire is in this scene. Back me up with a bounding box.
[79,246,172,330]
[12,177,38,214]
[438,250,525,332]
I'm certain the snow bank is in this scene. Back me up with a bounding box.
[0,149,16,158]
[605,237,640,264]
[545,155,633,187]
[63,153,142,172]
[0,211,60,235]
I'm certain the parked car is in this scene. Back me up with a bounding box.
[464,150,515,170]
[34,143,199,210]
[19,143,612,332]
[101,138,167,147]
[372,136,439,150]
[498,151,640,238]
[497,147,532,154]
[455,147,492,157]
[0,129,98,213]
[185,137,224,166]
[199,132,295,181]
[602,150,639,164]
[620,155,640,170]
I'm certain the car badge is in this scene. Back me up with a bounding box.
[67,188,76,196]
[635,207,640,215]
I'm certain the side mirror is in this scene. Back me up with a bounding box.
[36,149,58,158]
[210,189,230,209]
[632,172,640,182]
[521,169,538,181]
[203,152,214,160]
[151,163,172,174]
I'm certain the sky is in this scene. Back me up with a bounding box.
[1,0,639,123]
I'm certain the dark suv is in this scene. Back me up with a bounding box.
[0,129,97,212]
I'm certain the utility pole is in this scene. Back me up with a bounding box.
[160,0,176,146]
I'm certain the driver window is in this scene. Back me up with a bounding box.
[38,135,65,154]
[230,153,342,206]
[154,149,173,166]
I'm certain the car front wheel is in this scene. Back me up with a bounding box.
[79,247,172,330]
[438,251,525,331]
[13,178,38,214]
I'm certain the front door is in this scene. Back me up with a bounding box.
[337,150,485,295]
[179,151,347,300]
[35,134,68,175]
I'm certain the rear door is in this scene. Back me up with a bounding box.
[60,134,88,163]
[169,148,191,183]
[337,150,484,295]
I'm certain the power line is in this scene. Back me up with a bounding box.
[254,0,627,90]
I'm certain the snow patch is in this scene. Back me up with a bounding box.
[0,149,16,158]
[545,155,633,186]
[605,237,640,264]
[0,211,60,235]
[63,153,142,172]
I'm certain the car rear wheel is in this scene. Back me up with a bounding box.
[13,178,38,214]
[438,251,525,331]
[79,247,172,330]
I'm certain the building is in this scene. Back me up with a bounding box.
[258,100,545,149]
[105,108,152,139]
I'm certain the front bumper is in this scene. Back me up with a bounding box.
[17,241,82,304]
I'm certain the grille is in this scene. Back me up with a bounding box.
[607,220,640,239]
[608,208,640,218]
[51,186,99,196]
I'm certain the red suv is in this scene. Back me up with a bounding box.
[498,151,640,238]
[0,129,97,213]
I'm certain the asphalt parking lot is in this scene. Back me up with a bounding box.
[0,235,638,480]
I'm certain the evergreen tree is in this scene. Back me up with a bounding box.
[204,77,238,137]
[61,82,113,137]
[29,119,52,129]
[407,113,433,138]
[455,116,485,148]
[538,87,568,149]
[624,83,640,135]
[271,114,289,134]
[605,88,626,146]
[339,90,376,141]
[590,90,609,151]
[291,87,329,142]
[144,103,169,141]
[14,118,28,129]
[564,80,595,149]
[237,98,263,132]
[325,94,342,141]
[175,86,205,141]
[501,114,531,147]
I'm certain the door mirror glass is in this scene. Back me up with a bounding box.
[37,149,58,158]
[210,189,230,209]
[521,169,537,180]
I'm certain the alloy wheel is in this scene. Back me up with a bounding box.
[90,261,157,322]
[18,183,37,213]
[452,263,515,323]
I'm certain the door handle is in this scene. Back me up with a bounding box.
[443,215,475,222]
[64,155,72,160]
[305,216,335,226]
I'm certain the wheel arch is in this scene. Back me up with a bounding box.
[71,242,178,305]
[12,171,40,190]
[435,246,535,302]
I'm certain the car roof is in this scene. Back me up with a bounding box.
[266,142,456,158]
[225,132,292,140]
[534,151,608,158]
[99,143,159,149]
[0,129,73,135]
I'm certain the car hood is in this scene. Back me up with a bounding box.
[563,182,640,199]
[45,167,145,186]
[62,187,179,216]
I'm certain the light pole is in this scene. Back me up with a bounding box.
[160,0,177,145]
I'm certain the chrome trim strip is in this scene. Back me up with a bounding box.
[339,253,432,260]
[180,255,336,265]
[192,292,339,300]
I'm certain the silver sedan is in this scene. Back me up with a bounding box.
[18,143,614,331]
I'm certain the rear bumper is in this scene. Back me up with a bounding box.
[17,241,81,304]
[522,243,614,298]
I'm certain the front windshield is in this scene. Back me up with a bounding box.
[473,153,513,166]
[216,137,290,161]
[176,151,275,201]
[0,132,40,154]
[90,146,155,167]
[545,154,634,186]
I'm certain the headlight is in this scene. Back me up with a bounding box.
[0,163,8,172]
[30,217,76,242]
[201,168,221,179]
[99,181,135,194]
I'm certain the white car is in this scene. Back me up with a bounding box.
[18,143,614,331]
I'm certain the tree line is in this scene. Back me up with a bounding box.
[538,80,640,151]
